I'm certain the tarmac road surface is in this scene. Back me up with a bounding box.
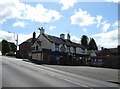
[1,56,119,89]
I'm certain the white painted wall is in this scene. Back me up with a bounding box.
[52,43,55,51]
[32,35,52,52]
[32,53,37,60]
[39,35,52,49]
[32,34,52,60]
[32,53,42,61]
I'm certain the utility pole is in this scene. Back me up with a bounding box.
[16,35,18,50]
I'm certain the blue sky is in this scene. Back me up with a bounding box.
[0,0,119,49]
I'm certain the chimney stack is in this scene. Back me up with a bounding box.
[33,32,36,39]
[39,27,45,35]
[67,33,70,40]
[60,34,65,39]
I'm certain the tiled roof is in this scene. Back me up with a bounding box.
[44,34,86,49]
[26,38,36,43]
[20,38,36,45]
[25,38,33,43]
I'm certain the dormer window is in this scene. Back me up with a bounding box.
[55,44,59,51]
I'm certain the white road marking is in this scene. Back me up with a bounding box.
[47,73,90,88]
[55,75,90,88]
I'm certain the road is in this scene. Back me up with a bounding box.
[1,56,119,88]
[43,64,119,83]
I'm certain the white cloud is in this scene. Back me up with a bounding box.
[17,33,32,45]
[101,21,111,33]
[0,0,62,24]
[96,16,112,33]
[12,21,27,27]
[49,26,56,31]
[91,29,119,48]
[96,15,103,27]
[71,9,95,27]
[60,0,77,11]
[70,9,112,33]
[112,21,120,29]
[112,21,118,27]
[0,30,15,42]
[0,0,25,24]
[71,35,80,43]
[0,30,39,45]
[24,4,62,23]
[69,29,119,49]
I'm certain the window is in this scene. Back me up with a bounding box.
[32,47,35,50]
[37,40,41,46]
[55,44,59,51]
[36,46,38,50]
[67,46,70,52]
[73,47,76,53]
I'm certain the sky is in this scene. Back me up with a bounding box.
[0,0,120,50]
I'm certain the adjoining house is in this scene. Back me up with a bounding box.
[90,47,119,68]
[32,27,88,65]
[16,32,36,59]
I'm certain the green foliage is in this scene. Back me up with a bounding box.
[0,42,1,51]
[1,40,17,55]
[81,35,98,50]
[9,42,17,53]
[81,35,89,49]
[2,40,10,55]
[88,38,98,50]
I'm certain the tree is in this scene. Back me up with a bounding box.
[88,38,98,50]
[0,42,1,52]
[2,40,10,55]
[9,42,17,53]
[81,35,89,49]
